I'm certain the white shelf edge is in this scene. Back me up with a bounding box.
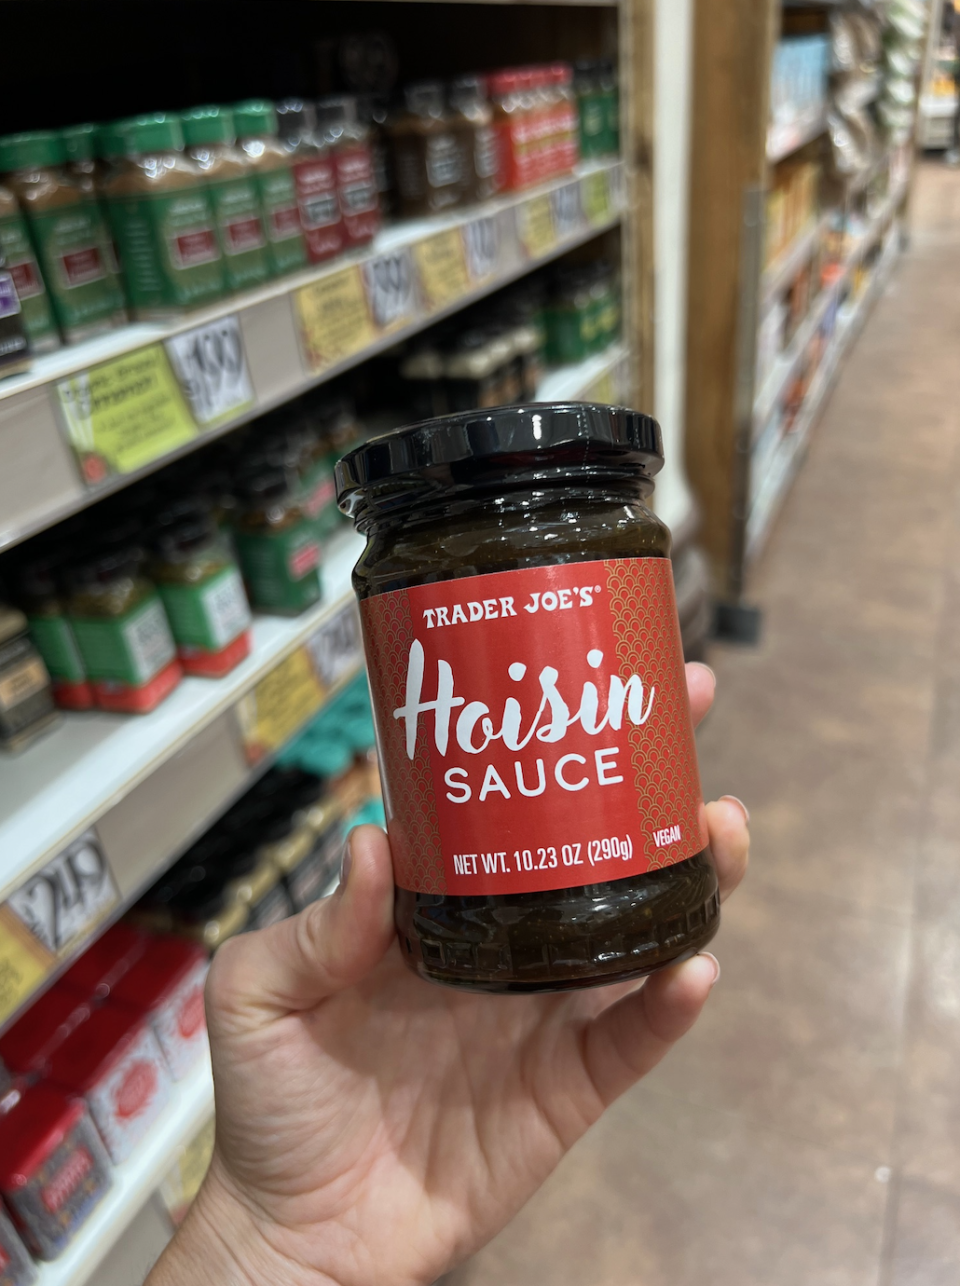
[36,1053,214,1286]
[767,108,828,164]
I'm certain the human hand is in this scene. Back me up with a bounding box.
[148,663,748,1286]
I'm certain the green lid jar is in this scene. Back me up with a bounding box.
[233,466,323,615]
[59,124,127,322]
[100,113,225,319]
[233,99,306,278]
[181,105,270,293]
[0,129,119,343]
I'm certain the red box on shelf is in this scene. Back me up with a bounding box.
[0,986,90,1079]
[112,938,209,1080]
[59,922,148,1001]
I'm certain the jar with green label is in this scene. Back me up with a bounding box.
[233,100,307,278]
[0,183,58,352]
[101,113,225,319]
[545,268,594,364]
[596,59,620,156]
[181,105,270,294]
[66,545,182,713]
[151,501,252,678]
[17,556,95,710]
[0,131,120,343]
[60,123,127,323]
[266,406,340,546]
[573,62,606,159]
[234,467,322,615]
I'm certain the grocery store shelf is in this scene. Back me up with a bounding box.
[747,224,900,562]
[37,1052,214,1286]
[0,160,623,554]
[535,341,630,403]
[767,107,828,163]
[920,92,958,119]
[760,214,828,307]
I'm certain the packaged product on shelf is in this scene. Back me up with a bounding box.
[316,96,380,248]
[58,123,127,324]
[448,75,502,204]
[233,99,308,277]
[101,113,226,318]
[444,330,512,411]
[276,99,345,264]
[356,95,394,217]
[596,60,620,156]
[388,82,466,216]
[0,1086,111,1261]
[66,545,182,714]
[60,923,148,1001]
[489,71,533,191]
[544,266,597,363]
[336,403,719,992]
[0,182,59,352]
[151,502,252,678]
[0,605,59,753]
[548,63,581,173]
[0,1203,35,1286]
[233,466,323,614]
[17,556,95,710]
[0,131,121,343]
[574,61,607,159]
[112,938,208,1080]
[181,105,271,293]
[0,241,30,379]
[47,1003,172,1164]
[0,985,89,1079]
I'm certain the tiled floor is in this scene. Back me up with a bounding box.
[446,162,960,1285]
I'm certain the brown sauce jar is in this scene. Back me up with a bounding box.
[336,403,719,993]
[388,82,466,217]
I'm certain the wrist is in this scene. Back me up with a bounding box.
[147,1154,344,1286]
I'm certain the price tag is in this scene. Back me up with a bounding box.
[516,195,557,260]
[581,171,612,227]
[7,830,117,957]
[55,345,197,485]
[0,905,51,1027]
[306,602,363,689]
[295,265,377,373]
[363,250,417,332]
[165,315,254,427]
[236,645,327,764]
[551,181,582,240]
[462,215,501,283]
[414,229,471,312]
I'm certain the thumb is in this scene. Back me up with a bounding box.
[206,825,395,1032]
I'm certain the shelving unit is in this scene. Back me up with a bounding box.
[684,0,926,614]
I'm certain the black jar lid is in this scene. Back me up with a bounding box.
[335,402,663,526]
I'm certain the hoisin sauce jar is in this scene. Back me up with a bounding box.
[335,403,719,992]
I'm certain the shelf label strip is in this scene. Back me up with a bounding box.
[295,265,378,374]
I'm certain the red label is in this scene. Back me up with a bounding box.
[115,1059,158,1119]
[8,258,42,299]
[41,1147,93,1212]
[292,157,344,262]
[288,539,321,579]
[224,215,266,254]
[177,985,206,1039]
[60,245,105,287]
[361,558,708,896]
[171,227,220,268]
[270,204,303,239]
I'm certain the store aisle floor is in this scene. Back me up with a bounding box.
[446,161,960,1286]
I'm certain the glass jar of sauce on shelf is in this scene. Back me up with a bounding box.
[276,99,344,264]
[316,95,380,248]
[388,82,466,217]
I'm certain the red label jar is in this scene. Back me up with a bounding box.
[336,403,719,992]
[112,937,209,1080]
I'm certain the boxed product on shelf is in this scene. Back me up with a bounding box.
[0,986,90,1080]
[765,161,820,266]
[0,1203,35,1285]
[60,923,148,1001]
[46,1003,172,1164]
[0,1085,112,1261]
[111,938,209,1081]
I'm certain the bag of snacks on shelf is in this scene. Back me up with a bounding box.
[0,1086,112,1261]
[47,1004,172,1164]
[112,938,209,1080]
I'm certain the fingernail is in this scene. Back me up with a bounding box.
[720,794,750,825]
[699,952,721,986]
[690,661,716,685]
[339,832,354,888]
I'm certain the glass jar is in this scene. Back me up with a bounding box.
[0,604,59,752]
[276,99,344,264]
[0,233,30,378]
[0,180,57,351]
[489,70,531,192]
[101,113,225,318]
[234,466,322,615]
[336,403,719,993]
[0,130,119,342]
[356,96,394,218]
[66,544,181,713]
[59,123,127,323]
[151,501,252,677]
[574,61,606,159]
[448,75,502,204]
[181,105,270,293]
[316,96,380,248]
[233,99,307,277]
[548,63,580,174]
[388,82,466,217]
[18,555,95,709]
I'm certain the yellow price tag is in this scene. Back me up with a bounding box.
[0,905,53,1026]
[516,195,556,259]
[55,345,197,485]
[582,171,612,227]
[236,646,327,764]
[414,229,471,311]
[295,266,377,373]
